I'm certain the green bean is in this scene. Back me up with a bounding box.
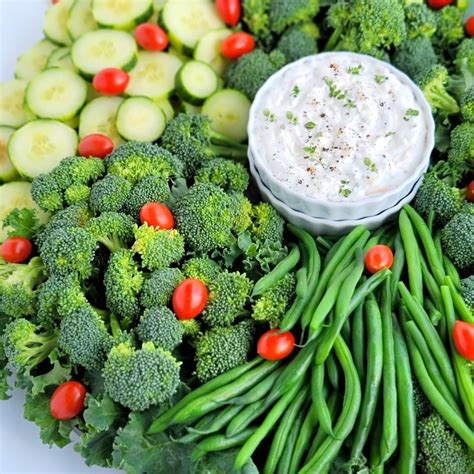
[186,404,244,437]
[434,231,443,259]
[351,300,366,381]
[234,379,304,470]
[226,398,267,437]
[326,352,341,392]
[175,411,221,443]
[300,337,361,474]
[390,233,405,309]
[295,267,308,297]
[349,299,383,465]
[192,427,256,461]
[368,401,384,471]
[230,366,282,406]
[398,281,459,399]
[392,317,417,474]
[399,209,424,304]
[425,298,443,327]
[441,285,474,427]
[173,360,279,425]
[443,255,461,290]
[341,317,351,344]
[264,386,310,474]
[406,339,474,450]
[303,225,368,328]
[323,235,344,267]
[148,357,262,433]
[379,277,398,465]
[252,244,300,297]
[277,408,306,474]
[404,204,446,286]
[420,253,442,308]
[309,264,354,337]
[314,249,365,364]
[290,403,319,473]
[427,209,435,232]
[316,236,332,251]
[444,275,474,323]
[311,363,335,438]
[405,321,461,413]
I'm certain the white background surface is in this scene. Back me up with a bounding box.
[0,1,120,472]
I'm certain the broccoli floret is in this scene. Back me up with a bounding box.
[392,37,438,82]
[195,158,249,194]
[31,173,63,213]
[136,306,184,351]
[441,209,474,272]
[326,0,406,57]
[202,271,252,327]
[413,170,462,228]
[122,176,171,219]
[276,23,319,63]
[413,378,432,419]
[36,273,88,330]
[89,175,132,214]
[404,3,437,40]
[224,49,286,100]
[228,193,253,235]
[460,275,474,311]
[104,249,144,327]
[103,341,181,411]
[59,305,109,370]
[160,114,247,176]
[417,412,474,473]
[180,319,202,339]
[46,204,91,230]
[132,224,185,271]
[174,183,234,254]
[250,203,285,245]
[447,123,474,181]
[0,257,46,318]
[268,0,319,34]
[252,273,296,327]
[417,65,460,117]
[182,257,221,285]
[105,141,184,185]
[140,267,184,308]
[460,86,474,122]
[434,5,465,47]
[195,320,255,383]
[64,183,91,206]
[87,212,135,253]
[242,0,272,46]
[39,226,97,280]
[3,318,57,372]
[455,38,474,74]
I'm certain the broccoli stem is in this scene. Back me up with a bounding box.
[210,146,248,161]
[430,92,460,116]
[28,334,58,364]
[324,26,343,52]
[109,313,122,338]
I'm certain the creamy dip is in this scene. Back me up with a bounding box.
[249,52,432,203]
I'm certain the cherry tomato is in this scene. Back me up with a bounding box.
[221,32,255,59]
[452,321,474,361]
[78,133,114,159]
[467,181,474,202]
[427,0,453,9]
[216,0,241,27]
[365,245,394,274]
[466,16,474,37]
[1,237,33,263]
[92,68,130,96]
[172,278,208,320]
[50,381,87,420]
[257,329,296,361]
[135,23,169,51]
[52,0,60,3]
[139,202,175,229]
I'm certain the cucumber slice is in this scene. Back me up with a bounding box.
[161,2,224,55]
[46,47,70,66]
[175,60,219,105]
[43,0,74,46]
[79,96,124,147]
[169,47,191,64]
[116,97,166,142]
[202,89,251,143]
[0,181,49,243]
[0,80,34,128]
[194,29,231,76]
[15,39,58,80]
[92,0,153,30]
[8,120,78,179]
[0,127,20,182]
[155,98,174,121]
[153,0,168,12]
[26,69,87,121]
[182,102,201,115]
[126,51,182,100]
[71,29,137,79]
[67,0,97,40]
[50,53,76,72]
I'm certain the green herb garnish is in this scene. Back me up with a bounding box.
[304,121,316,129]
[347,65,363,75]
[375,74,388,84]
[363,157,377,173]
[286,111,298,125]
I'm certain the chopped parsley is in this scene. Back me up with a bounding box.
[304,121,316,129]
[374,74,388,84]
[263,109,275,122]
[339,180,352,198]
[324,77,346,100]
[303,145,317,154]
[292,84,301,97]
[344,98,356,108]
[286,111,298,125]
[405,108,419,117]
[347,64,363,75]
[385,131,396,137]
[363,157,377,173]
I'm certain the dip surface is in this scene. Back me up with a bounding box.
[249,52,432,203]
